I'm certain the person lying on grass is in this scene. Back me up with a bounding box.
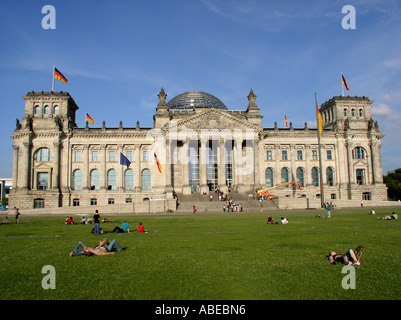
[69,238,123,256]
[327,245,364,266]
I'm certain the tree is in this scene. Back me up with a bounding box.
[383,169,401,201]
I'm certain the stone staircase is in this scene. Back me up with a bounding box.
[175,192,279,214]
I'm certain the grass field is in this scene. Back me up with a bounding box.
[0,207,400,300]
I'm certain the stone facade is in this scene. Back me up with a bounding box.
[8,89,387,212]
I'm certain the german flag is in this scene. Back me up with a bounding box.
[342,74,350,91]
[54,67,68,83]
[85,113,96,124]
[154,153,162,173]
[316,102,323,138]
[284,113,288,127]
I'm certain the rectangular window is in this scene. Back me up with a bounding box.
[266,150,272,161]
[282,150,288,160]
[34,199,45,208]
[92,151,98,161]
[37,172,49,190]
[312,150,318,160]
[327,150,332,160]
[126,150,133,161]
[73,199,80,207]
[108,198,115,205]
[356,169,365,185]
[75,151,81,162]
[143,150,150,162]
[297,150,303,160]
[109,151,115,162]
[90,198,97,206]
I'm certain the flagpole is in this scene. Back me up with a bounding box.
[315,93,325,208]
[52,66,55,92]
[153,164,156,215]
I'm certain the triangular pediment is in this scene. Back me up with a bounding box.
[34,163,53,170]
[165,108,261,132]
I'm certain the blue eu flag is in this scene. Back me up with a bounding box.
[120,152,131,168]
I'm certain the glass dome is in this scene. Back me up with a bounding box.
[167,90,227,110]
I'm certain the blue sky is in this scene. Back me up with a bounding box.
[0,0,400,177]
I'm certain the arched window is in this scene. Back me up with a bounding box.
[265,168,274,188]
[359,108,363,117]
[35,105,40,114]
[124,169,134,190]
[344,108,348,117]
[351,108,356,116]
[107,169,117,190]
[312,167,319,186]
[352,147,366,159]
[35,148,52,162]
[141,169,151,190]
[326,167,334,186]
[54,105,59,114]
[44,105,50,114]
[296,167,304,187]
[90,169,100,190]
[281,167,289,184]
[72,169,83,190]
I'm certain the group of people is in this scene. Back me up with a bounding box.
[68,210,148,257]
[214,188,244,213]
[63,210,148,235]
[267,216,289,224]
[2,207,21,224]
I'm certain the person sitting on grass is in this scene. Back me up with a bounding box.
[281,217,289,224]
[137,222,148,233]
[66,216,75,225]
[111,220,130,233]
[70,238,123,256]
[267,216,280,224]
[2,216,9,224]
[327,245,364,266]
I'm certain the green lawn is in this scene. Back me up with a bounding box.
[0,208,400,300]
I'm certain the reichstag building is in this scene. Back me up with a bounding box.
[9,88,387,212]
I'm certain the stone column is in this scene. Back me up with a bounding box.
[83,144,89,190]
[253,138,261,190]
[12,145,19,189]
[100,144,107,190]
[20,141,31,190]
[182,140,191,194]
[199,138,208,193]
[165,139,174,193]
[118,144,123,190]
[134,145,141,191]
[218,137,227,192]
[52,140,61,189]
